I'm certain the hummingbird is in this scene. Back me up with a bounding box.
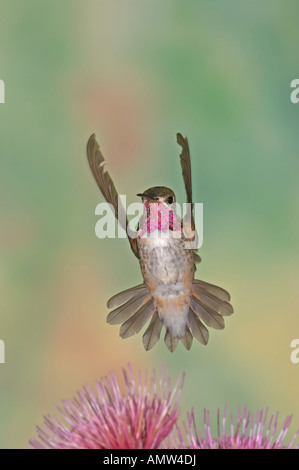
[86,133,233,352]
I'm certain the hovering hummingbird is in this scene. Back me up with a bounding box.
[86,133,233,352]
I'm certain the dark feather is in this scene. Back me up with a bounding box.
[193,252,201,264]
[188,310,209,345]
[177,132,197,247]
[107,284,148,309]
[164,329,179,352]
[198,291,233,316]
[180,327,193,350]
[86,134,138,257]
[192,283,233,316]
[190,295,225,330]
[106,291,150,325]
[142,312,163,351]
[192,279,231,302]
[177,133,193,207]
[119,299,155,338]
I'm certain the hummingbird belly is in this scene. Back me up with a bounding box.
[137,231,195,337]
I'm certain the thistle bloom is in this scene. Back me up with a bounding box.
[177,404,299,449]
[30,365,184,449]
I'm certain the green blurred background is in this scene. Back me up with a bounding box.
[0,0,299,448]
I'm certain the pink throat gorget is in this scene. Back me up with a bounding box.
[139,201,182,237]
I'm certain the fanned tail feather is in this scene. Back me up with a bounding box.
[107,284,148,308]
[187,279,234,342]
[105,279,233,351]
[180,327,193,350]
[119,299,155,339]
[107,284,159,349]
[142,312,163,351]
[106,291,151,325]
[164,329,179,352]
[188,310,209,345]
[192,279,231,303]
[190,295,225,329]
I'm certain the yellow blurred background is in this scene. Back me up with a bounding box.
[0,0,299,448]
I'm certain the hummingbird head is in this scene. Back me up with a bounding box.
[136,186,176,205]
[137,187,181,235]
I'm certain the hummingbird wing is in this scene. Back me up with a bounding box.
[177,133,193,210]
[177,133,200,264]
[86,134,138,258]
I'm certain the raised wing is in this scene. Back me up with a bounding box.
[177,133,200,263]
[177,133,193,208]
[86,133,138,258]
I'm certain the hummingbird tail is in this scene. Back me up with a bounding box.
[106,279,233,351]
[191,279,232,304]
[180,327,193,350]
[164,329,179,352]
[107,284,159,344]
[188,279,234,340]
[119,299,155,339]
[142,311,163,351]
[107,283,148,309]
[106,288,151,325]
[188,310,209,345]
[163,327,193,352]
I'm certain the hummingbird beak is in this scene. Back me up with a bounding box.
[136,193,158,201]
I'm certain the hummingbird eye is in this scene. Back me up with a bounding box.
[166,196,174,204]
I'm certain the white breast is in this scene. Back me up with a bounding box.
[137,230,193,287]
[139,228,173,244]
[137,230,194,338]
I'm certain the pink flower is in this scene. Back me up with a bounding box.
[30,365,184,449]
[177,404,299,449]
